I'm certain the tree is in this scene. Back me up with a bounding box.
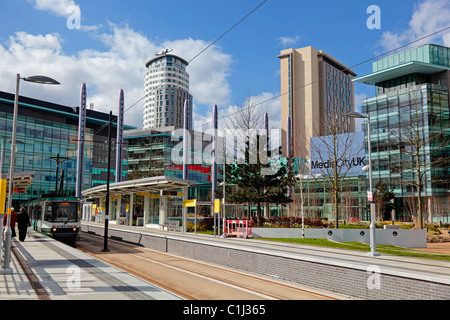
[308,113,364,228]
[373,181,396,221]
[225,134,292,227]
[221,91,292,226]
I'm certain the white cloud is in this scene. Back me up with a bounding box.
[0,24,235,129]
[355,92,367,109]
[354,93,368,131]
[277,35,301,48]
[192,91,282,151]
[29,0,76,17]
[379,0,450,51]
[162,38,233,106]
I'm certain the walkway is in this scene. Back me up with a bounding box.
[0,232,182,300]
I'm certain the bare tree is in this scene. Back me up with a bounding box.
[225,91,265,157]
[308,113,364,228]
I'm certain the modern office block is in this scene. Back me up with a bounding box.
[0,91,133,206]
[279,46,356,158]
[355,44,450,220]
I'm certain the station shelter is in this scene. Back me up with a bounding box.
[0,172,35,211]
[80,176,196,231]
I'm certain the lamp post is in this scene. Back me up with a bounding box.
[102,111,113,252]
[346,111,380,257]
[1,74,60,272]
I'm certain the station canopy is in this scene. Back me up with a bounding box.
[1,172,35,190]
[81,176,196,198]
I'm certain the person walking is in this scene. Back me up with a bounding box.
[3,207,17,238]
[17,207,30,242]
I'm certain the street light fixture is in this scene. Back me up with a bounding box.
[1,74,60,273]
[345,111,380,257]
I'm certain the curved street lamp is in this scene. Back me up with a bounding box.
[346,111,380,257]
[23,75,61,85]
[1,74,60,273]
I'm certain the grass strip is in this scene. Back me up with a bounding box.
[256,238,450,262]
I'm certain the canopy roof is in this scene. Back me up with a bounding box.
[353,61,450,85]
[1,172,35,189]
[81,176,196,198]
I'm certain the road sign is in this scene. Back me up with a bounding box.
[367,192,373,201]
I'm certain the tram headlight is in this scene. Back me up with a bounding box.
[73,228,77,232]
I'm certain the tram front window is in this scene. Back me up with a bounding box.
[44,202,79,222]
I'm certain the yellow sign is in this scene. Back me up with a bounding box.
[214,199,221,213]
[136,193,160,199]
[0,179,6,214]
[183,199,197,207]
[136,193,151,196]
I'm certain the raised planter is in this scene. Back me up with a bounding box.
[251,227,427,248]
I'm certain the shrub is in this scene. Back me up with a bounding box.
[197,216,215,231]
[259,216,327,228]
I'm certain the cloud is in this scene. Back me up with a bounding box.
[29,0,76,17]
[191,91,282,152]
[354,93,368,131]
[378,0,450,51]
[277,35,301,48]
[0,24,234,129]
[162,38,233,106]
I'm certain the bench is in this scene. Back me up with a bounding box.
[117,217,127,225]
[160,220,182,232]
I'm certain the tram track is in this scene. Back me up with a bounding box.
[75,232,342,300]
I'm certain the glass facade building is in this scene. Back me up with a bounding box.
[0,91,133,207]
[125,127,222,199]
[123,127,224,224]
[355,44,450,221]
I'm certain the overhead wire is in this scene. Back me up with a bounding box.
[209,25,450,127]
[91,0,268,137]
[91,11,450,136]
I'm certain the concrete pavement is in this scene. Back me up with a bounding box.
[0,231,183,300]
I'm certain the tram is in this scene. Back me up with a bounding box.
[25,194,81,244]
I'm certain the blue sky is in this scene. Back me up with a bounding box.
[0,0,449,131]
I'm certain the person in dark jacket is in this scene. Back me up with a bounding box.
[3,207,17,237]
[17,207,30,242]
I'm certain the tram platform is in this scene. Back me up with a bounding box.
[0,231,182,300]
[2,222,450,300]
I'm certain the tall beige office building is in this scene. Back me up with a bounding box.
[279,46,356,158]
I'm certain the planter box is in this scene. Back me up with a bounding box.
[251,228,427,248]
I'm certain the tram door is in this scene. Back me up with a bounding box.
[36,203,44,231]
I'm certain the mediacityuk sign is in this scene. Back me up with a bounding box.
[310,131,366,177]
